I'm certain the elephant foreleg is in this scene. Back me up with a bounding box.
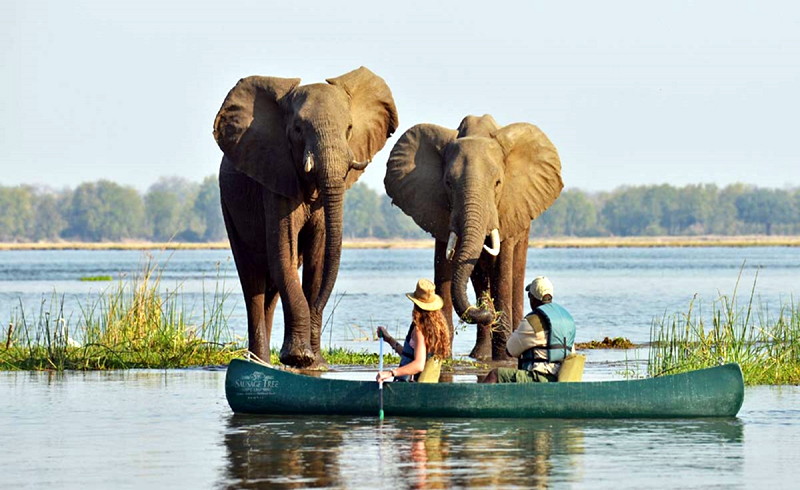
[263,287,279,354]
[221,193,271,363]
[468,255,493,361]
[434,239,454,353]
[490,236,516,361]
[512,228,530,329]
[491,238,515,361]
[266,198,314,368]
[301,210,327,367]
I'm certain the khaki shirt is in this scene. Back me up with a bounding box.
[506,314,575,376]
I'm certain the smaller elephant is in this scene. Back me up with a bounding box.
[385,115,563,360]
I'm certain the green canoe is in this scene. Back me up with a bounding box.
[225,359,744,418]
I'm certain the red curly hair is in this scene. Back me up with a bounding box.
[412,306,451,359]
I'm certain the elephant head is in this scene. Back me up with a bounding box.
[385,114,563,324]
[214,67,398,314]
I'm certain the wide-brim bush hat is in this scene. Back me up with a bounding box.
[406,278,444,311]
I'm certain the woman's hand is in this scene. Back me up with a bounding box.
[377,326,390,340]
[377,326,403,354]
[376,369,395,382]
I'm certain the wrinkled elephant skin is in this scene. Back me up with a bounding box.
[385,115,562,360]
[214,67,398,368]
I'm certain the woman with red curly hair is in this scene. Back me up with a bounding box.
[377,279,451,383]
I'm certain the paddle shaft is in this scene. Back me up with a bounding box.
[378,330,384,420]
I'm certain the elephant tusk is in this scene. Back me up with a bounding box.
[446,232,458,261]
[350,159,370,171]
[483,229,500,256]
[304,151,314,173]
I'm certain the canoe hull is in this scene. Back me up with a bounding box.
[225,359,744,418]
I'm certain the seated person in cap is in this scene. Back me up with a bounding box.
[481,276,576,383]
[377,279,451,383]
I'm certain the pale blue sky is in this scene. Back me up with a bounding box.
[2,1,798,193]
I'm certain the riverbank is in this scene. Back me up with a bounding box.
[2,235,800,251]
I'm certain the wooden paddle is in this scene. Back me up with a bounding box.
[378,328,385,421]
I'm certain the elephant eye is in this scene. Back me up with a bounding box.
[346,124,353,139]
[495,179,502,188]
[293,125,302,136]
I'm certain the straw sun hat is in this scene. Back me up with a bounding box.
[406,279,444,311]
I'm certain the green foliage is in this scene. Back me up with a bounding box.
[735,188,797,235]
[145,176,203,241]
[0,185,35,241]
[65,180,146,241]
[2,179,799,242]
[1,256,241,370]
[648,270,800,385]
[343,183,428,239]
[343,183,385,238]
[194,176,226,241]
[79,275,113,281]
[0,176,227,243]
[532,189,599,236]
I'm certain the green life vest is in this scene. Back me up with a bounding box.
[519,302,576,369]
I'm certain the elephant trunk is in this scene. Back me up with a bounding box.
[312,148,347,315]
[451,203,495,325]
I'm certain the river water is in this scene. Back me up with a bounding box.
[2,369,799,489]
[1,247,799,488]
[1,247,798,352]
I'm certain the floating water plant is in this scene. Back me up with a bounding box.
[79,275,113,282]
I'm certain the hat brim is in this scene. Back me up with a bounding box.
[406,292,444,311]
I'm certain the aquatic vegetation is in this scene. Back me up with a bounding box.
[577,337,635,349]
[1,256,243,370]
[648,269,800,385]
[323,348,399,366]
[79,275,113,282]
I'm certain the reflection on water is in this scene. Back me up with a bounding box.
[220,414,744,489]
[5,369,800,489]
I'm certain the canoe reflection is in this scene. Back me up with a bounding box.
[221,415,743,489]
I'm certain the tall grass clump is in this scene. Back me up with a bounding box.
[648,268,800,385]
[1,255,244,370]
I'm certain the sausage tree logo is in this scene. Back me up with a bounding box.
[235,370,279,394]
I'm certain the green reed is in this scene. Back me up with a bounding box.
[1,255,244,370]
[648,269,800,385]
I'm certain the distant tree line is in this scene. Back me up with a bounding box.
[530,184,800,237]
[0,180,798,242]
[0,176,226,242]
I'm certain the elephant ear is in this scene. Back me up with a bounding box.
[213,76,301,198]
[385,124,458,241]
[493,123,564,235]
[326,67,399,187]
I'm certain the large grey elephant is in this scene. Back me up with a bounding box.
[214,67,398,368]
[385,115,562,360]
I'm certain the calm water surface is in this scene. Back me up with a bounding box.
[1,247,798,353]
[1,369,798,489]
[1,248,799,488]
